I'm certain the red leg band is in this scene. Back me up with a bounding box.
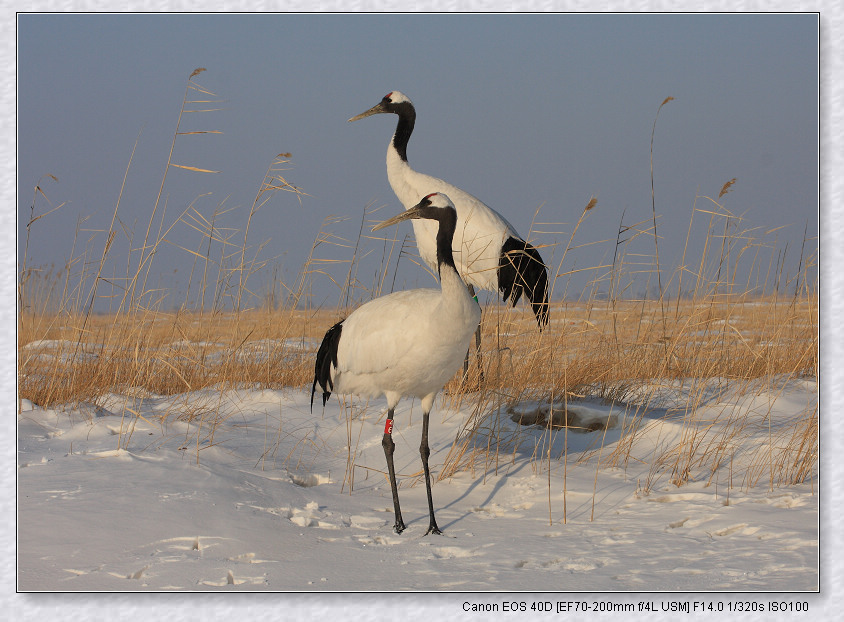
[384,419,393,435]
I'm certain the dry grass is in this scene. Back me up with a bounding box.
[17,74,818,495]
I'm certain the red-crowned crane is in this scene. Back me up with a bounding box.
[349,91,550,375]
[312,193,480,536]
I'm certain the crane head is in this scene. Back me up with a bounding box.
[349,91,414,122]
[372,193,456,231]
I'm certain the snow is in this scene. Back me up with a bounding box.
[13,376,823,617]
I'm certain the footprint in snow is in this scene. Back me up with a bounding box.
[712,523,760,538]
[426,545,483,560]
[286,501,341,529]
[354,533,402,546]
[349,514,387,530]
[199,569,268,587]
[469,503,523,519]
[515,557,603,572]
[289,472,331,488]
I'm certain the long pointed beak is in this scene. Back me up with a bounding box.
[348,102,387,122]
[372,206,424,231]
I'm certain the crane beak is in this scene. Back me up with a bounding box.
[348,102,387,122]
[372,205,426,231]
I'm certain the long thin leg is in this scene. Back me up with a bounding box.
[473,319,484,382]
[381,409,405,534]
[420,410,442,535]
[463,284,485,384]
[462,336,470,382]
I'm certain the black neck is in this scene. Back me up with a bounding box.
[391,103,415,162]
[435,211,457,276]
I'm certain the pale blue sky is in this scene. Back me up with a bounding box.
[17,13,818,310]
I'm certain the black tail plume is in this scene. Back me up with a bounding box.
[498,236,550,329]
[311,321,343,412]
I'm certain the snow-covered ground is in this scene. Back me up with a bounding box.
[15,374,820,615]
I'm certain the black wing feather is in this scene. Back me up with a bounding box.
[498,236,550,328]
[311,320,343,411]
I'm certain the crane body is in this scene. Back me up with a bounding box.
[312,193,480,535]
[350,91,549,328]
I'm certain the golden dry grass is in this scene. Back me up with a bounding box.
[18,296,817,405]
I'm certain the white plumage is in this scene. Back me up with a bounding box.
[312,193,480,535]
[332,286,477,409]
[349,91,549,328]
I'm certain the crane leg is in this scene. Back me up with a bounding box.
[381,410,405,534]
[420,410,443,535]
[473,320,484,381]
[462,285,485,385]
